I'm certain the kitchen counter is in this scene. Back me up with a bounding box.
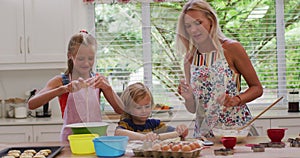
[0,117,63,126]
[0,135,299,158]
[0,109,300,126]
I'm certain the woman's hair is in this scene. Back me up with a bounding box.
[175,0,226,54]
[120,82,154,119]
[65,30,97,75]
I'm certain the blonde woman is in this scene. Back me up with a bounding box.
[176,0,263,137]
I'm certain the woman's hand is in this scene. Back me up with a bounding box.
[176,124,189,138]
[223,94,242,107]
[178,79,194,100]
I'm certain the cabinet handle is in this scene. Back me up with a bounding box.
[28,135,31,142]
[36,136,38,142]
[19,36,23,54]
[27,36,30,53]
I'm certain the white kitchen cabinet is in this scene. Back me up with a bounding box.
[0,124,62,143]
[253,119,270,136]
[271,118,300,136]
[0,126,33,143]
[0,0,72,69]
[33,125,62,142]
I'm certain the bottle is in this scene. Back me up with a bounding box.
[288,91,299,112]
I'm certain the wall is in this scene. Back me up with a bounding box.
[0,69,65,117]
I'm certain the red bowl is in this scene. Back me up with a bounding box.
[221,136,237,149]
[267,128,285,142]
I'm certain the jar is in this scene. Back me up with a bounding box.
[4,99,15,118]
[288,91,299,112]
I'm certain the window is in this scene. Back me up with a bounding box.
[94,0,300,111]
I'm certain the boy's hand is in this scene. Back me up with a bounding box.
[176,124,189,138]
[144,132,158,141]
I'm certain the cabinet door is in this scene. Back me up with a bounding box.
[24,0,72,63]
[0,0,25,63]
[33,125,62,142]
[271,118,300,136]
[253,119,270,136]
[0,126,33,143]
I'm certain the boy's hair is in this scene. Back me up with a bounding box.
[120,82,154,119]
[65,30,97,75]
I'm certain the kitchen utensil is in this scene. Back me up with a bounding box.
[14,104,27,119]
[267,128,286,142]
[212,126,250,143]
[0,146,64,158]
[35,105,51,118]
[66,122,108,136]
[68,134,98,154]
[158,131,179,140]
[200,135,214,146]
[237,96,284,131]
[221,136,237,149]
[93,136,129,157]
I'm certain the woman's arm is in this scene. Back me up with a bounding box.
[178,52,197,113]
[223,41,263,106]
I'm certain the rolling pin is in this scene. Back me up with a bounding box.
[158,131,179,140]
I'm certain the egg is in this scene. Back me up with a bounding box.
[161,144,170,151]
[152,143,161,151]
[171,144,181,152]
[182,144,192,152]
[193,141,201,148]
[189,143,196,150]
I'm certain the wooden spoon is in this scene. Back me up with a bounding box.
[237,96,283,131]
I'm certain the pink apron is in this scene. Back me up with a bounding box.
[60,87,102,142]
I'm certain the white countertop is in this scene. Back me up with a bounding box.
[0,117,63,126]
[0,109,299,126]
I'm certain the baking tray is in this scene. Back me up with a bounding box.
[0,146,64,158]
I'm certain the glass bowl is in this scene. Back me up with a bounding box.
[212,125,250,143]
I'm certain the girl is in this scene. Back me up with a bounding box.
[28,30,124,141]
[115,82,188,141]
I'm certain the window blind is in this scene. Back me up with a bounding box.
[94,0,300,112]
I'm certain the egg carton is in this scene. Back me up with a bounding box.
[132,148,201,158]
